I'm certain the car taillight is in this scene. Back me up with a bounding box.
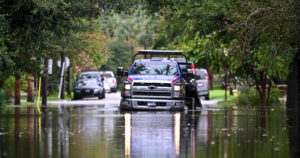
[112,78,115,84]
[206,74,209,80]
[191,64,196,76]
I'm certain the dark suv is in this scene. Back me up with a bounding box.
[117,50,201,110]
[73,71,105,100]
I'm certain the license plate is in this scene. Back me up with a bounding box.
[85,90,90,93]
[147,102,156,107]
[198,83,203,87]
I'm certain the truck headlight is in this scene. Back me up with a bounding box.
[174,85,181,91]
[122,83,131,97]
[124,84,131,90]
[174,85,183,97]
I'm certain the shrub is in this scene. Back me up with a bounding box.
[247,89,261,106]
[268,87,283,105]
[0,89,9,106]
[4,76,15,96]
[235,88,283,106]
[235,93,249,106]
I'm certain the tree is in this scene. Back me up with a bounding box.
[100,11,160,72]
[225,1,298,105]
[147,0,299,105]
[0,0,140,105]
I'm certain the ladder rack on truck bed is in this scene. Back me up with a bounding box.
[132,50,187,63]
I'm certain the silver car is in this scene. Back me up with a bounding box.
[196,69,209,100]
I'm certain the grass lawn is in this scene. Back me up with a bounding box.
[208,85,237,108]
[209,88,236,100]
[47,92,73,100]
[21,92,73,100]
[213,100,237,108]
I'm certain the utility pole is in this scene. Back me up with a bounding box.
[59,52,65,99]
[41,59,48,113]
[67,65,71,96]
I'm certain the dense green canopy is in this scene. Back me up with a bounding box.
[148,0,300,104]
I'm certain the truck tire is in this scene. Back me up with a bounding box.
[111,88,117,93]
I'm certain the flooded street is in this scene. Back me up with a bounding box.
[0,93,291,158]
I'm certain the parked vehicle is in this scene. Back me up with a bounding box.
[196,69,209,100]
[100,71,117,92]
[74,71,105,100]
[117,50,201,111]
[172,58,200,106]
[103,78,111,93]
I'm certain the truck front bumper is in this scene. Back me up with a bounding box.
[120,98,185,110]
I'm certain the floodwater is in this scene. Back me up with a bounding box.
[0,105,291,158]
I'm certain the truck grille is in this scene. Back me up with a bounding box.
[133,83,172,87]
[133,92,172,96]
[137,102,167,106]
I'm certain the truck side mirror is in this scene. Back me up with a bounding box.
[117,67,124,76]
[117,67,128,76]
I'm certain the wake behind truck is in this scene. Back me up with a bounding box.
[117,50,201,110]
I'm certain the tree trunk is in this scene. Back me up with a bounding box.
[258,71,267,106]
[27,74,34,102]
[67,66,71,96]
[229,68,233,95]
[224,67,228,101]
[266,82,272,103]
[286,51,300,158]
[14,74,21,105]
[207,68,214,90]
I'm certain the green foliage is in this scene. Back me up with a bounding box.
[0,0,140,86]
[3,76,15,96]
[147,0,299,104]
[0,15,14,88]
[0,89,9,106]
[100,11,160,72]
[100,40,131,72]
[269,88,283,105]
[235,88,283,106]
[235,89,261,106]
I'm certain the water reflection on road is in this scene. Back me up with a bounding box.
[0,105,290,158]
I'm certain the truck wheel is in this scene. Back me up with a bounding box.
[111,88,117,93]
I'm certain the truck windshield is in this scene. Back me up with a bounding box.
[131,62,179,76]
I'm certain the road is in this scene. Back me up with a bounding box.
[47,92,220,108]
[1,93,291,158]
